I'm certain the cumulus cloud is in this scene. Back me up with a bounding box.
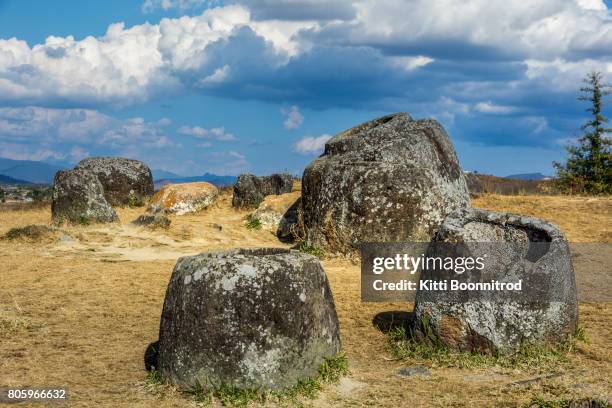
[282,105,303,129]
[294,134,331,154]
[0,106,177,161]
[1,1,610,110]
[1,1,611,149]
[178,125,237,140]
[0,141,71,162]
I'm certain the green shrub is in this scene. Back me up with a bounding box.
[127,192,144,208]
[298,242,324,259]
[244,214,262,230]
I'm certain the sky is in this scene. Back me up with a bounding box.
[0,0,611,177]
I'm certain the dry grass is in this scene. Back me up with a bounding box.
[0,193,610,407]
[472,194,612,242]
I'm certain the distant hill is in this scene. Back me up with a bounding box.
[465,172,555,195]
[0,174,32,185]
[154,173,238,189]
[0,157,66,184]
[505,172,551,181]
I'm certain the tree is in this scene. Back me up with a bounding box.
[0,187,5,203]
[554,71,612,194]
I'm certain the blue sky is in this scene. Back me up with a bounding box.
[0,0,611,176]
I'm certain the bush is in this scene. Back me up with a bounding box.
[244,214,262,230]
[298,242,325,259]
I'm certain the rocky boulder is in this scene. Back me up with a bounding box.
[148,182,218,215]
[252,191,301,241]
[51,168,118,225]
[156,248,341,390]
[132,213,171,229]
[414,208,578,354]
[301,112,470,253]
[76,157,153,206]
[232,173,293,208]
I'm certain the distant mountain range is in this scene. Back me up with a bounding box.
[0,157,67,184]
[0,156,551,187]
[505,172,551,181]
[154,173,238,189]
[0,157,239,187]
[0,174,32,185]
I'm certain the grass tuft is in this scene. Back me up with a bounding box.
[244,214,262,230]
[2,224,59,242]
[143,369,167,397]
[317,352,349,383]
[298,242,325,259]
[524,395,611,408]
[387,324,588,370]
[0,310,32,336]
[146,353,348,407]
[127,193,144,208]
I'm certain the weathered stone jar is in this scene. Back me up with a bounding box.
[51,168,118,225]
[414,208,579,354]
[76,157,153,206]
[232,173,294,208]
[301,112,470,254]
[156,248,341,390]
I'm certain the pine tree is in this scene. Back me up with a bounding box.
[554,71,612,194]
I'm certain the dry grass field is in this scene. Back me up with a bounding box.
[0,193,610,407]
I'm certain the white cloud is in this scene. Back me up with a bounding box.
[474,101,517,114]
[281,105,303,129]
[0,142,69,162]
[178,125,237,140]
[1,1,610,109]
[525,58,612,91]
[389,55,435,71]
[337,0,612,60]
[574,0,607,11]
[294,134,331,154]
[0,106,176,160]
[199,65,230,85]
[0,5,302,105]
[228,150,246,159]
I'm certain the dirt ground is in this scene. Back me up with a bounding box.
[0,193,610,407]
